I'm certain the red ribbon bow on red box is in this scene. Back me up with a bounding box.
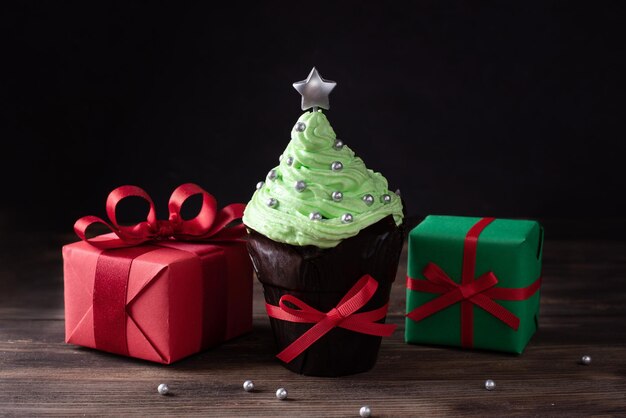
[74,183,246,248]
[406,217,541,347]
[72,183,247,357]
[265,275,397,363]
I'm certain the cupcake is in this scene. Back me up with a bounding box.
[243,68,404,376]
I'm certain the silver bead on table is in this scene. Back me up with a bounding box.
[267,169,278,181]
[333,139,344,150]
[266,198,278,208]
[286,156,294,166]
[581,355,592,365]
[157,383,169,395]
[359,406,372,418]
[275,387,288,400]
[243,380,255,392]
[395,189,401,196]
[309,212,322,221]
[362,194,374,206]
[331,161,343,171]
[381,194,392,204]
[256,181,265,190]
[484,379,496,391]
[294,180,307,192]
[341,213,353,223]
[331,191,343,202]
[295,122,306,132]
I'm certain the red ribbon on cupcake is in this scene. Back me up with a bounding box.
[265,275,396,363]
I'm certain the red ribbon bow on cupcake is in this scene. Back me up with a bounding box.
[265,275,397,363]
[74,183,246,249]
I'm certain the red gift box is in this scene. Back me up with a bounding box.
[63,183,252,364]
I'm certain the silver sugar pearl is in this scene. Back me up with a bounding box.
[581,355,592,365]
[341,213,353,223]
[333,139,344,150]
[331,191,343,202]
[359,406,372,418]
[286,156,294,166]
[295,122,306,132]
[331,161,343,171]
[395,189,401,196]
[381,194,392,204]
[362,194,374,206]
[243,380,255,392]
[267,169,278,181]
[256,181,265,190]
[266,198,278,208]
[485,379,496,391]
[157,383,169,395]
[294,180,307,192]
[309,212,322,221]
[276,387,288,400]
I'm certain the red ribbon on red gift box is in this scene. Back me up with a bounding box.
[265,275,397,364]
[74,183,245,249]
[406,217,541,348]
[74,183,246,357]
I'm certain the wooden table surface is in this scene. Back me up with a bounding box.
[1,232,625,417]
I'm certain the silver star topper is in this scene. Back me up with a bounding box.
[293,67,337,111]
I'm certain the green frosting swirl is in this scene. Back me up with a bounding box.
[243,110,403,248]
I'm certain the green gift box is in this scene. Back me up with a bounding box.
[405,216,543,354]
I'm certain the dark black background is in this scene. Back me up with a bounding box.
[3,2,625,236]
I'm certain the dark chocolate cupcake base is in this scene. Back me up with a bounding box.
[247,215,404,376]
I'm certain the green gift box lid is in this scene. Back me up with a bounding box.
[405,215,543,354]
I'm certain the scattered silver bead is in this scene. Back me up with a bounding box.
[331,161,343,171]
[276,387,288,400]
[359,406,372,418]
[581,355,592,365]
[157,383,169,395]
[395,189,401,196]
[243,380,255,392]
[266,198,278,208]
[309,212,322,221]
[267,169,278,181]
[341,213,353,223]
[333,139,344,150]
[286,156,294,166]
[295,122,306,132]
[256,181,265,190]
[381,194,392,204]
[484,379,496,391]
[294,180,307,192]
[279,154,283,162]
[362,194,374,206]
[331,191,343,202]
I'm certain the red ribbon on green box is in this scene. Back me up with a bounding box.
[406,217,541,348]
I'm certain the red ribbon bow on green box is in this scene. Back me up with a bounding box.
[406,217,541,348]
